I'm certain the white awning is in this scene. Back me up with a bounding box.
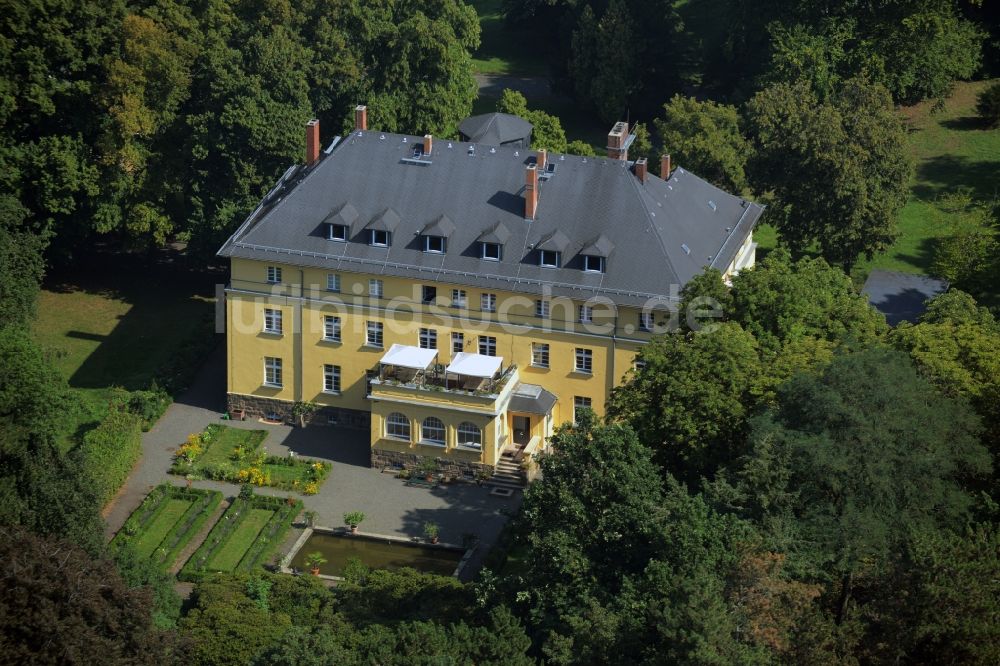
[446,352,503,378]
[379,344,437,370]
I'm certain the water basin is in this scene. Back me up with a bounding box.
[289,530,464,577]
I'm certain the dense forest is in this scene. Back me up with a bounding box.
[2,0,999,663]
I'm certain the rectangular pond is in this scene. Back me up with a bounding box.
[288,531,465,577]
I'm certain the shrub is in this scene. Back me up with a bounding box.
[81,408,143,505]
[976,82,1000,128]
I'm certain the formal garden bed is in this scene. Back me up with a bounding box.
[179,490,301,582]
[111,484,223,569]
[170,424,331,494]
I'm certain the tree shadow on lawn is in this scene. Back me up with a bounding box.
[939,116,992,132]
[913,154,1000,203]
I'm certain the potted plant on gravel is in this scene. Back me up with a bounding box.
[423,521,440,545]
[416,458,437,482]
[304,552,327,576]
[343,511,365,534]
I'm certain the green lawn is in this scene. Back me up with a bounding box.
[31,252,220,451]
[468,0,546,76]
[206,509,274,571]
[132,498,194,559]
[198,427,268,467]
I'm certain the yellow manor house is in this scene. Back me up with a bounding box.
[218,105,763,481]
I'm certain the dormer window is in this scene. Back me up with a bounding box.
[481,242,502,261]
[583,255,605,273]
[370,229,390,247]
[327,224,348,242]
[425,235,446,253]
[539,250,561,268]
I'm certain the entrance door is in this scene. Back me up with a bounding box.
[513,415,531,445]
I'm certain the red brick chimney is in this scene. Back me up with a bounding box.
[354,104,368,131]
[306,118,320,166]
[661,154,672,179]
[634,157,647,183]
[525,164,539,220]
[424,134,433,155]
[607,121,628,160]
[537,148,547,170]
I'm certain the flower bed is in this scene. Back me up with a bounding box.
[169,424,331,494]
[179,493,302,582]
[111,484,223,569]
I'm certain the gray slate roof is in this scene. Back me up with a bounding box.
[219,130,765,306]
[862,270,948,326]
[458,113,533,146]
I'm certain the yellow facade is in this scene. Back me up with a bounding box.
[225,256,659,468]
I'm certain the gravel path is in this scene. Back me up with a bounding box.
[103,347,519,579]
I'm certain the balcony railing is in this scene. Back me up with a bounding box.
[368,363,518,399]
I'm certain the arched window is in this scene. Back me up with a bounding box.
[422,417,445,444]
[457,422,482,449]
[386,413,410,440]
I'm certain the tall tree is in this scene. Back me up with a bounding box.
[746,77,911,269]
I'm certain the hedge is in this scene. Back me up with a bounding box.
[179,494,302,582]
[81,408,143,505]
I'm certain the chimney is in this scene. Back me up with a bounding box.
[306,118,320,166]
[537,148,547,170]
[661,154,672,179]
[607,121,629,160]
[424,134,433,155]
[354,104,368,131]
[525,164,539,220]
[634,157,647,183]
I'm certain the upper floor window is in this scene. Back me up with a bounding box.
[451,332,464,354]
[323,315,341,342]
[539,250,561,268]
[639,312,654,332]
[369,229,390,247]
[451,289,467,309]
[583,255,605,273]
[323,364,341,393]
[531,342,550,368]
[579,305,594,324]
[326,273,341,292]
[327,224,348,242]
[481,293,497,313]
[574,347,593,374]
[479,336,497,357]
[424,236,446,253]
[535,299,550,318]
[366,321,383,347]
[264,357,283,387]
[266,266,282,284]
[263,308,282,334]
[421,286,437,305]
[419,328,437,350]
[369,279,383,298]
[481,242,502,261]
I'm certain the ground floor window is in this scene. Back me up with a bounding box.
[386,412,410,440]
[574,396,592,423]
[264,357,282,387]
[457,422,482,448]
[422,416,445,444]
[366,321,383,347]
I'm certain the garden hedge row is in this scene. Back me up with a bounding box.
[81,408,143,505]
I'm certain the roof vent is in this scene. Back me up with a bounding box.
[681,243,691,255]
[708,200,717,211]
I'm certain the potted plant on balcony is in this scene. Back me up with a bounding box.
[423,521,440,544]
[343,511,365,534]
[304,552,327,576]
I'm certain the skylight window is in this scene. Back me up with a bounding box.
[481,242,502,261]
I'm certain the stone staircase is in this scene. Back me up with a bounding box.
[487,455,527,490]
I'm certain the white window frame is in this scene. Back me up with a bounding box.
[574,347,593,374]
[366,321,383,348]
[419,328,437,350]
[451,332,464,354]
[323,315,341,342]
[266,266,282,284]
[583,255,605,273]
[424,236,446,253]
[370,229,390,247]
[479,336,497,357]
[328,224,348,242]
[579,305,594,324]
[369,279,383,298]
[421,417,445,445]
[263,308,282,334]
[481,293,497,313]
[326,273,341,292]
[451,289,467,309]
[264,357,283,387]
[457,422,482,449]
[535,299,550,318]
[574,396,592,423]
[481,242,501,261]
[531,342,550,368]
[323,364,341,393]
[639,312,654,332]
[386,412,410,441]
[539,250,560,268]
